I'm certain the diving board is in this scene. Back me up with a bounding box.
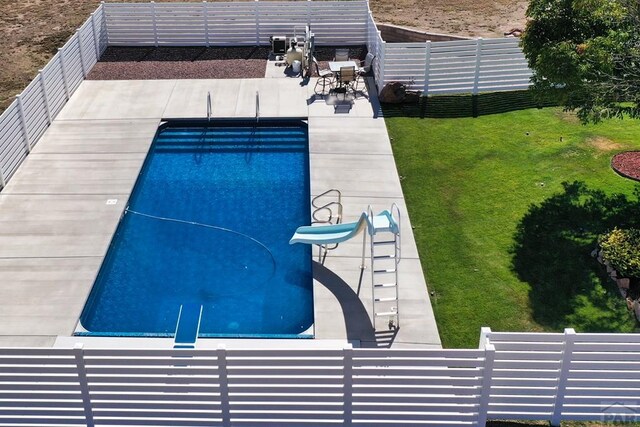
[174,304,203,348]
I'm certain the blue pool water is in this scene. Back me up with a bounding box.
[79,120,313,337]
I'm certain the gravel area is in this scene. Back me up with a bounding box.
[87,46,367,80]
[612,151,640,182]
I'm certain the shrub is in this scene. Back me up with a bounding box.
[599,228,640,278]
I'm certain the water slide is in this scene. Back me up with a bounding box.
[289,210,398,245]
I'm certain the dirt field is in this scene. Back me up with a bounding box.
[0,0,528,113]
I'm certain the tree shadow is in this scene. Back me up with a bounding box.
[511,181,640,331]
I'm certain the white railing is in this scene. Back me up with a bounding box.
[0,5,108,189]
[378,37,531,95]
[0,330,638,426]
[103,1,369,47]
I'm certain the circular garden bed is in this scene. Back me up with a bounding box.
[612,151,640,181]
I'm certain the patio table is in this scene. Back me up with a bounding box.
[328,61,359,91]
[328,60,360,73]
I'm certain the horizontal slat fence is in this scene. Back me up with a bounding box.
[483,328,640,426]
[103,1,369,47]
[0,0,537,190]
[0,345,489,427]
[0,4,107,190]
[1,332,639,426]
[379,37,531,95]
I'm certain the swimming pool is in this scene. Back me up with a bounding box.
[78,120,313,338]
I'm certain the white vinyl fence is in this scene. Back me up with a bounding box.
[484,328,640,424]
[103,1,370,47]
[0,5,108,189]
[0,330,638,427]
[0,0,535,190]
[378,37,532,95]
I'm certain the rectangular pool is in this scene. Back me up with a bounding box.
[79,120,313,338]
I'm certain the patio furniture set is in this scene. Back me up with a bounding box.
[314,49,375,98]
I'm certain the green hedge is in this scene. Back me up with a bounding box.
[599,228,640,278]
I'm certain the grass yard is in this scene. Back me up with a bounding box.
[387,106,640,348]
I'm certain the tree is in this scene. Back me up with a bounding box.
[521,0,640,122]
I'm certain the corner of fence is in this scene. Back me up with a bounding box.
[477,338,495,427]
[478,326,492,349]
[551,328,576,426]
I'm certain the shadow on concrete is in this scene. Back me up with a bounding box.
[312,261,377,347]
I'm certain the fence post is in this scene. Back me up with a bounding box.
[0,164,5,189]
[254,0,260,46]
[343,344,353,426]
[58,50,71,100]
[307,0,311,27]
[151,1,159,48]
[15,95,31,153]
[478,326,492,349]
[74,344,95,427]
[76,31,88,78]
[423,40,431,96]
[203,2,210,47]
[217,344,231,427]
[378,39,386,94]
[477,341,495,427]
[38,71,52,124]
[472,37,483,95]
[100,2,109,47]
[90,13,100,60]
[551,328,576,426]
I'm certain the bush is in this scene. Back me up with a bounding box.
[599,228,640,278]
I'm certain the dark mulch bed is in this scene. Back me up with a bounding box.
[612,151,640,181]
[87,46,367,80]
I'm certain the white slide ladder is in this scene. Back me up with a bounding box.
[367,204,401,329]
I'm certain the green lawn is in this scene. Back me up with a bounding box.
[386,107,640,348]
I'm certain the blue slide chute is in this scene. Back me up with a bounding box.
[289,210,398,245]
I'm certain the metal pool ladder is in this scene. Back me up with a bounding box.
[368,203,401,329]
[207,91,212,122]
[311,189,343,263]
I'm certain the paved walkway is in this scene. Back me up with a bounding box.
[0,77,440,349]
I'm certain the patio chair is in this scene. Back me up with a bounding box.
[354,53,375,91]
[313,58,334,95]
[334,48,350,62]
[336,66,356,101]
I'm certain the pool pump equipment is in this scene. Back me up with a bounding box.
[271,26,315,77]
[270,36,287,56]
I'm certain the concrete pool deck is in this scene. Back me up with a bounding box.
[0,77,441,349]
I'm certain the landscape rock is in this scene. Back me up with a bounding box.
[379,82,407,104]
